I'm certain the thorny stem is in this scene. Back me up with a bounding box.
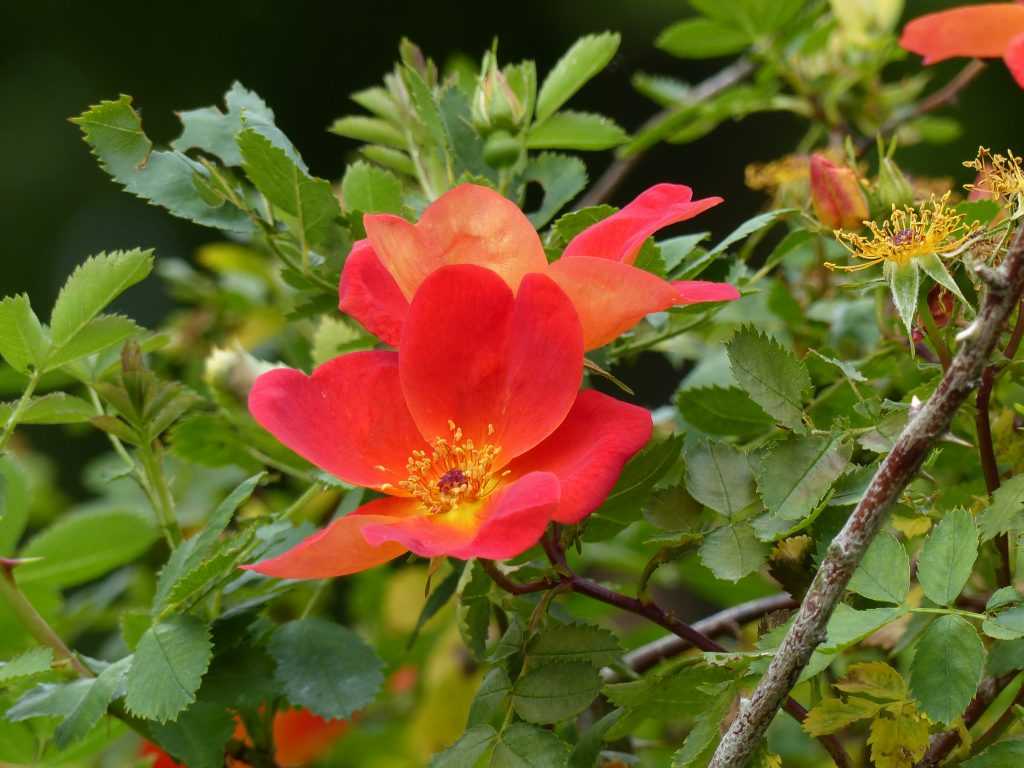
[0,370,40,453]
[0,561,93,678]
[708,227,1024,768]
[484,532,852,768]
[578,58,754,208]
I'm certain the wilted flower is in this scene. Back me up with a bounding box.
[745,155,810,192]
[810,153,869,230]
[827,193,975,272]
[964,146,1024,218]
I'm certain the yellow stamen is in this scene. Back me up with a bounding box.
[964,146,1024,217]
[398,422,502,515]
[825,193,976,272]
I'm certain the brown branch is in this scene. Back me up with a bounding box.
[578,58,754,208]
[914,674,1017,767]
[856,60,987,155]
[535,533,850,767]
[709,229,1024,768]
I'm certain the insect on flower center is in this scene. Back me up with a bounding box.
[389,421,507,515]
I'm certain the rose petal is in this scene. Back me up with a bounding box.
[1005,31,1024,87]
[249,351,427,490]
[338,239,409,346]
[242,496,415,579]
[364,213,443,300]
[508,390,652,524]
[400,264,582,461]
[362,471,560,560]
[563,183,722,264]
[672,280,742,304]
[274,709,348,767]
[900,4,1024,63]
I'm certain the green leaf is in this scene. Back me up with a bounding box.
[709,209,793,257]
[125,615,212,722]
[6,680,94,721]
[171,81,275,167]
[918,253,967,305]
[492,723,570,768]
[670,687,735,767]
[457,560,493,660]
[822,605,907,651]
[727,327,810,431]
[0,456,29,556]
[468,668,512,728]
[656,18,751,59]
[699,523,769,582]
[0,393,95,425]
[44,315,140,371]
[0,295,48,373]
[977,475,1024,542]
[237,128,341,249]
[962,739,1024,767]
[72,96,252,232]
[684,436,755,517]
[526,111,627,151]
[755,434,850,521]
[54,656,131,748]
[48,250,153,351]
[526,624,622,668]
[0,648,53,683]
[678,386,773,438]
[917,508,978,606]
[432,725,496,767]
[147,701,236,768]
[521,152,587,229]
[340,160,404,215]
[409,561,465,648]
[848,532,910,605]
[536,32,620,122]
[269,617,383,720]
[909,615,985,724]
[512,662,601,724]
[17,508,158,588]
[570,709,624,768]
[888,261,920,338]
[983,605,1024,640]
[986,639,1024,676]
[329,116,408,149]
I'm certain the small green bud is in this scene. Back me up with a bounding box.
[483,131,521,167]
[877,157,914,209]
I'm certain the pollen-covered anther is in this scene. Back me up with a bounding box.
[825,193,977,272]
[398,421,503,514]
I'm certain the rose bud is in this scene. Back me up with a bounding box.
[810,153,869,230]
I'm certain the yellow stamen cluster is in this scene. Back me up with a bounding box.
[744,155,810,191]
[964,147,1024,216]
[826,193,976,272]
[392,421,505,515]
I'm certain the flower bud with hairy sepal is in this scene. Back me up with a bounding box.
[472,53,525,132]
[810,153,869,230]
[204,344,281,410]
[877,156,915,209]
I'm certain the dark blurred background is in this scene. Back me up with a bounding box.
[7,0,1019,319]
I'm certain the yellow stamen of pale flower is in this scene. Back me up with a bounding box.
[396,421,506,515]
[826,193,975,272]
[964,147,1024,214]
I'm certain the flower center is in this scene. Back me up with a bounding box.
[890,227,917,247]
[393,421,506,515]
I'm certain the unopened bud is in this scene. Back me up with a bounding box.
[877,157,914,209]
[483,130,520,167]
[810,153,868,230]
[472,54,525,132]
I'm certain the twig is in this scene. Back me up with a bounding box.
[578,58,754,208]
[709,228,1024,768]
[534,533,850,767]
[914,674,1017,767]
[605,594,799,681]
[856,60,986,155]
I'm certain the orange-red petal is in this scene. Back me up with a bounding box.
[338,239,408,346]
[274,708,349,767]
[399,265,583,461]
[248,352,428,490]
[361,471,560,559]
[242,496,415,579]
[562,184,722,265]
[507,390,651,524]
[1005,31,1024,87]
[900,4,1024,63]
[547,257,738,350]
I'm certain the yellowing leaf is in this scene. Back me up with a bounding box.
[868,705,929,768]
[891,514,932,538]
[804,696,882,736]
[834,662,907,701]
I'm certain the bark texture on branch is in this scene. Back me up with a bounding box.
[709,234,1024,768]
